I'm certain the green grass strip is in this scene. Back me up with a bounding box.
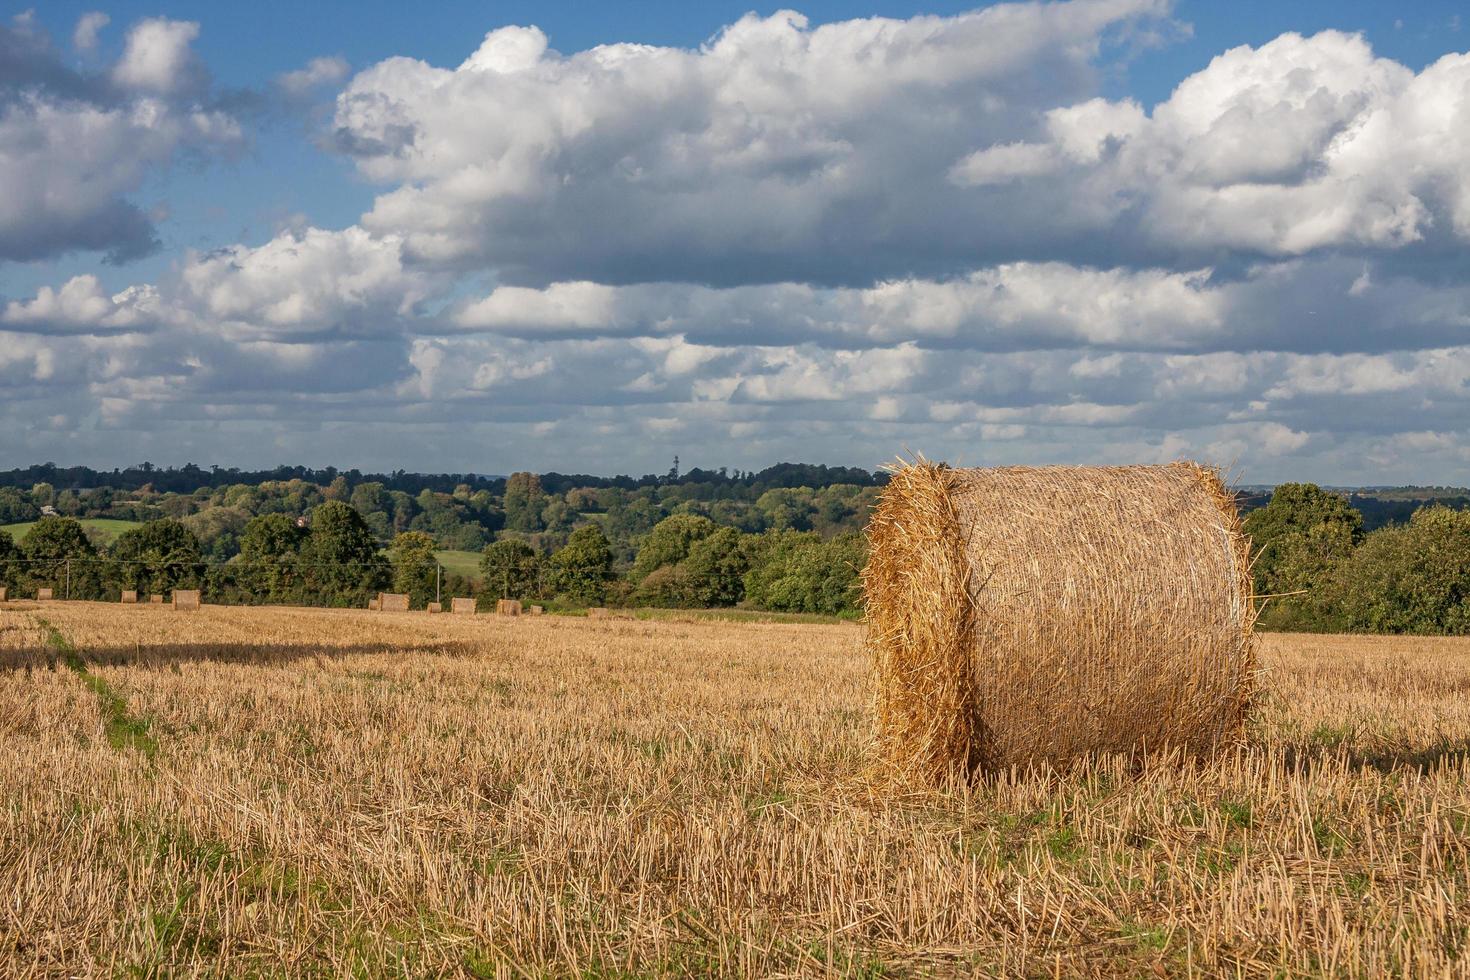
[35,616,158,758]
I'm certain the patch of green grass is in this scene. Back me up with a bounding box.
[471,846,525,878]
[803,940,897,977]
[1198,841,1242,877]
[434,550,484,582]
[745,785,793,817]
[1308,722,1356,750]
[2,517,141,546]
[1177,800,1207,829]
[36,615,158,758]
[1043,826,1082,863]
[1312,816,1352,857]
[1120,920,1171,951]
[1218,798,1254,830]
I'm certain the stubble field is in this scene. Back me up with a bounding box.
[1,602,1468,977]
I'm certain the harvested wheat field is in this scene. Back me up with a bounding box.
[2,603,1469,977]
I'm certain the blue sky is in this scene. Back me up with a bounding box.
[4,1,1470,480]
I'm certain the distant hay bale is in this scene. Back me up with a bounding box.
[496,599,522,616]
[528,605,544,616]
[149,594,163,604]
[37,588,53,601]
[120,590,138,604]
[367,598,380,611]
[0,587,7,602]
[587,607,609,619]
[172,590,201,611]
[427,602,442,613]
[864,460,1256,780]
[379,593,410,613]
[450,598,476,615]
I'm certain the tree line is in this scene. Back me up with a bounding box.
[0,507,865,616]
[1245,484,1470,634]
[4,470,1467,630]
[0,460,881,497]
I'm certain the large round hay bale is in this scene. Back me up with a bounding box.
[864,460,1256,779]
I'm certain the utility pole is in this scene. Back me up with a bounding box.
[436,562,442,604]
[65,559,71,600]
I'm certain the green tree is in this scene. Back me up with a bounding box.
[110,519,203,596]
[742,531,865,615]
[679,527,748,606]
[55,490,84,517]
[754,488,815,532]
[541,496,576,534]
[304,501,390,606]
[0,530,19,590]
[82,486,114,515]
[350,481,393,540]
[21,516,100,598]
[29,482,54,508]
[549,524,614,605]
[181,506,250,561]
[632,514,716,580]
[1321,506,1470,634]
[636,563,698,607]
[389,531,440,607]
[389,491,417,534]
[238,514,309,604]
[481,539,541,600]
[1243,483,1363,629]
[504,472,548,533]
[0,487,38,524]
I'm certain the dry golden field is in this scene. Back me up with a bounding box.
[2,602,1469,978]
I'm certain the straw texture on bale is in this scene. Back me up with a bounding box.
[864,460,1256,780]
[496,599,522,617]
[451,598,476,615]
[172,590,201,611]
[427,602,442,613]
[36,588,53,601]
[0,587,7,602]
[149,594,163,604]
[379,593,410,613]
[120,590,137,604]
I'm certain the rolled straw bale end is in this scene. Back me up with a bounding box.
[862,458,978,784]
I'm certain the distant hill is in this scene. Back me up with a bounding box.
[0,460,883,496]
[1235,484,1470,532]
